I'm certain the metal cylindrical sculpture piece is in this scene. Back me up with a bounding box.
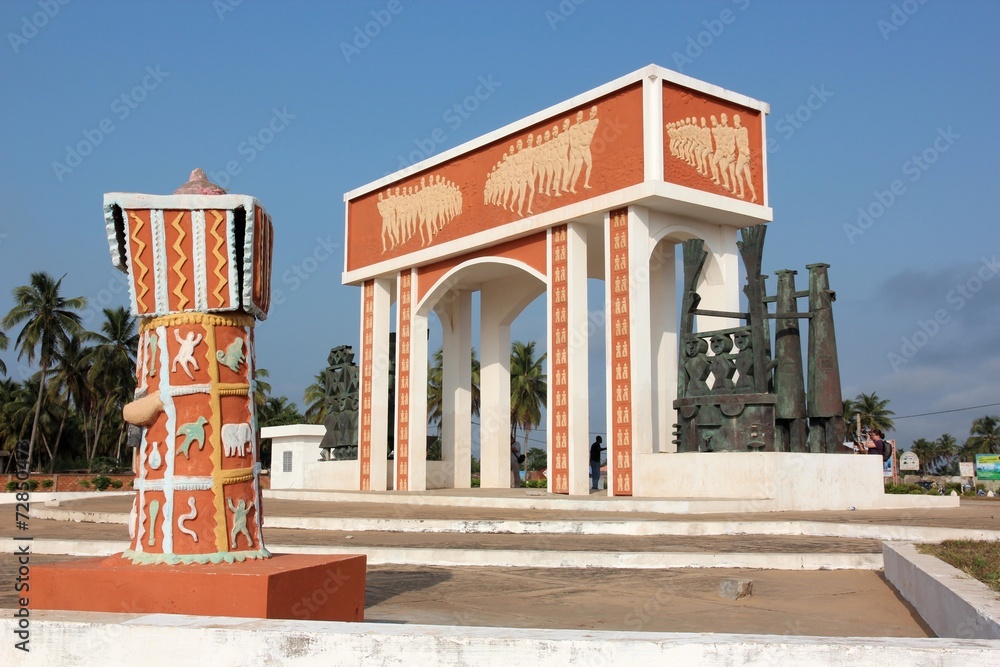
[105,170,274,564]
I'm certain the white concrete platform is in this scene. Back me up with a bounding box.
[0,537,883,570]
[885,542,1000,640]
[28,504,1000,543]
[263,487,960,513]
[3,611,998,666]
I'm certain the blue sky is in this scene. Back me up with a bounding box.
[1,0,998,455]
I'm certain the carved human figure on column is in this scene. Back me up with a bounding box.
[683,337,711,396]
[733,330,755,393]
[709,334,736,394]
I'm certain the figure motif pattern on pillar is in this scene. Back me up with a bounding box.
[359,281,376,491]
[128,312,265,564]
[609,209,633,496]
[549,225,570,494]
[107,186,273,565]
[395,271,413,491]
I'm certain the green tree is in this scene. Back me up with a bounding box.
[525,446,547,471]
[2,273,86,471]
[852,392,895,433]
[842,397,859,436]
[909,438,936,473]
[253,368,272,415]
[427,347,481,435]
[303,372,328,424]
[49,336,92,471]
[85,307,138,462]
[510,340,547,448]
[932,433,958,473]
[962,415,1000,458]
[0,329,8,376]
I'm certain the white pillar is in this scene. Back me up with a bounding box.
[648,240,677,453]
[480,274,544,490]
[440,290,472,489]
[695,225,741,333]
[564,221,590,495]
[406,311,428,491]
[626,207,653,460]
[480,282,511,490]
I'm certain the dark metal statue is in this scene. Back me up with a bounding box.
[319,345,360,460]
[672,224,845,454]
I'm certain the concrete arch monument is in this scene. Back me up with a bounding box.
[344,64,776,496]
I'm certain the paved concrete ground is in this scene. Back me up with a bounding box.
[4,493,989,638]
[0,555,932,637]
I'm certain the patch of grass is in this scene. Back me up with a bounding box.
[918,540,1000,594]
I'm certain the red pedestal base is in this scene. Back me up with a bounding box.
[31,553,366,622]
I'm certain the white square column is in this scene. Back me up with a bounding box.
[440,290,473,489]
[480,282,513,489]
[694,225,741,332]
[648,240,677,453]
[564,221,590,495]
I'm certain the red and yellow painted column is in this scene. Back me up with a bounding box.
[608,208,633,495]
[549,225,570,494]
[106,172,274,563]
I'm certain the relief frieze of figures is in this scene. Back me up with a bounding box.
[666,112,757,203]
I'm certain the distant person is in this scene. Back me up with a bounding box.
[862,429,885,457]
[511,437,522,488]
[590,435,606,490]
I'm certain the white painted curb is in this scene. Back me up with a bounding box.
[2,611,999,666]
[884,542,1000,640]
[0,537,881,570]
[30,505,1000,543]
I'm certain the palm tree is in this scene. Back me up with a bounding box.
[0,329,8,376]
[962,415,1000,458]
[933,433,958,471]
[253,368,272,415]
[853,392,895,433]
[509,340,547,446]
[303,372,329,424]
[909,438,935,473]
[842,398,859,439]
[2,273,86,471]
[85,307,138,462]
[426,347,481,435]
[49,336,93,471]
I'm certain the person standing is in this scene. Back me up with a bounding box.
[590,436,606,490]
[510,437,522,488]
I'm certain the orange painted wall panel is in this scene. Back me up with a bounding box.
[348,84,645,273]
[662,82,764,205]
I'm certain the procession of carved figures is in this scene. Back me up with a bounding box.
[377,175,463,252]
[609,210,633,495]
[666,113,757,203]
[485,105,601,218]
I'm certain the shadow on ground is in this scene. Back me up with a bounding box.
[365,566,453,606]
